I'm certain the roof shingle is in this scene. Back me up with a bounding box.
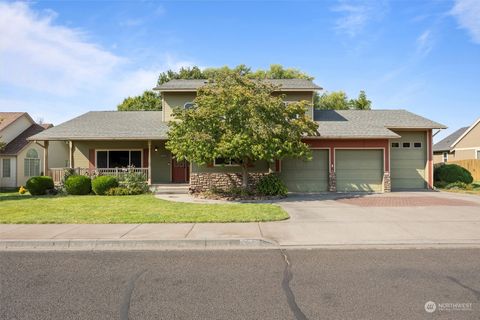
[0,124,46,155]
[28,111,169,141]
[0,112,27,131]
[154,79,321,91]
[314,110,446,139]
[433,127,469,152]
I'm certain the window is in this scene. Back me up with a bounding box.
[2,159,10,178]
[477,150,480,160]
[96,150,142,168]
[391,142,400,148]
[214,158,240,166]
[402,142,411,148]
[24,149,40,176]
[184,102,196,109]
[443,152,448,163]
[413,142,422,148]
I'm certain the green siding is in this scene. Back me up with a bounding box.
[279,150,329,192]
[336,150,383,192]
[390,131,427,190]
[150,141,171,183]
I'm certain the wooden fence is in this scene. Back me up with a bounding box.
[450,159,480,181]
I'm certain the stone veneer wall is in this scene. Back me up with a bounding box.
[189,172,269,193]
[383,172,391,192]
[328,172,336,192]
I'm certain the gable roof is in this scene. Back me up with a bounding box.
[0,112,31,131]
[433,117,480,152]
[0,124,46,155]
[154,79,321,92]
[28,111,168,141]
[314,110,446,139]
[432,127,468,152]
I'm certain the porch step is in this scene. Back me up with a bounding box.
[150,183,189,194]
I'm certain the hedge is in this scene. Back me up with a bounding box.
[26,176,54,195]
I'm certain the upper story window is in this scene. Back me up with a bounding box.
[184,102,196,109]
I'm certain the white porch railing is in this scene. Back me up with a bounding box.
[48,167,149,185]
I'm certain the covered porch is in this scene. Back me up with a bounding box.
[41,140,189,186]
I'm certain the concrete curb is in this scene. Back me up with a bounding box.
[0,238,279,251]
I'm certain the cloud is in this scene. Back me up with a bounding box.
[332,0,388,37]
[0,1,199,123]
[451,0,480,43]
[416,29,434,57]
[0,2,122,95]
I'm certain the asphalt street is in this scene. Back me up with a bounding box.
[1,249,479,320]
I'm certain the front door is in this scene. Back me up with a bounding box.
[172,158,189,183]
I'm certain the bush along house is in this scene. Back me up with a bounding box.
[28,79,446,193]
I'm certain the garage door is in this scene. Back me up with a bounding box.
[336,150,383,192]
[390,131,427,190]
[279,150,329,192]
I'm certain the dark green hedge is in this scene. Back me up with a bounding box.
[26,176,54,195]
[434,164,473,184]
[65,175,92,195]
[92,176,119,195]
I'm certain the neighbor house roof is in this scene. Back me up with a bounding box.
[0,124,46,155]
[432,127,469,152]
[0,112,31,131]
[314,110,447,139]
[28,111,168,141]
[154,79,322,92]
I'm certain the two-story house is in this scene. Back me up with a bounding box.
[29,79,446,193]
[0,112,68,188]
[433,118,480,163]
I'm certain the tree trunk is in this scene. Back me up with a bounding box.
[241,163,248,189]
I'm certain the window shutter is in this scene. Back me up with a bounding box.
[88,149,95,172]
[143,149,149,168]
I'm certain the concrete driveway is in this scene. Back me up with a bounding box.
[260,191,480,247]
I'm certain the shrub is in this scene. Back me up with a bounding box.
[445,181,468,190]
[26,176,54,195]
[105,187,131,196]
[92,176,119,195]
[434,164,473,184]
[256,174,288,196]
[120,170,149,195]
[434,181,448,189]
[65,175,92,195]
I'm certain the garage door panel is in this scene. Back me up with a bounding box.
[279,150,329,192]
[390,132,427,190]
[336,150,383,192]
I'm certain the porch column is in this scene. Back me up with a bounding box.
[148,140,152,185]
[43,141,49,176]
[68,141,74,168]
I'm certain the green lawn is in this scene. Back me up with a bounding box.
[0,192,288,224]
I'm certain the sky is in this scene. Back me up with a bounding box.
[0,0,479,142]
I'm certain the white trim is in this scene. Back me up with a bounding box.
[95,149,143,168]
[449,118,480,148]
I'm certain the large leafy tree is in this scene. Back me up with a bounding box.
[316,90,372,110]
[166,72,318,188]
[117,91,161,111]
